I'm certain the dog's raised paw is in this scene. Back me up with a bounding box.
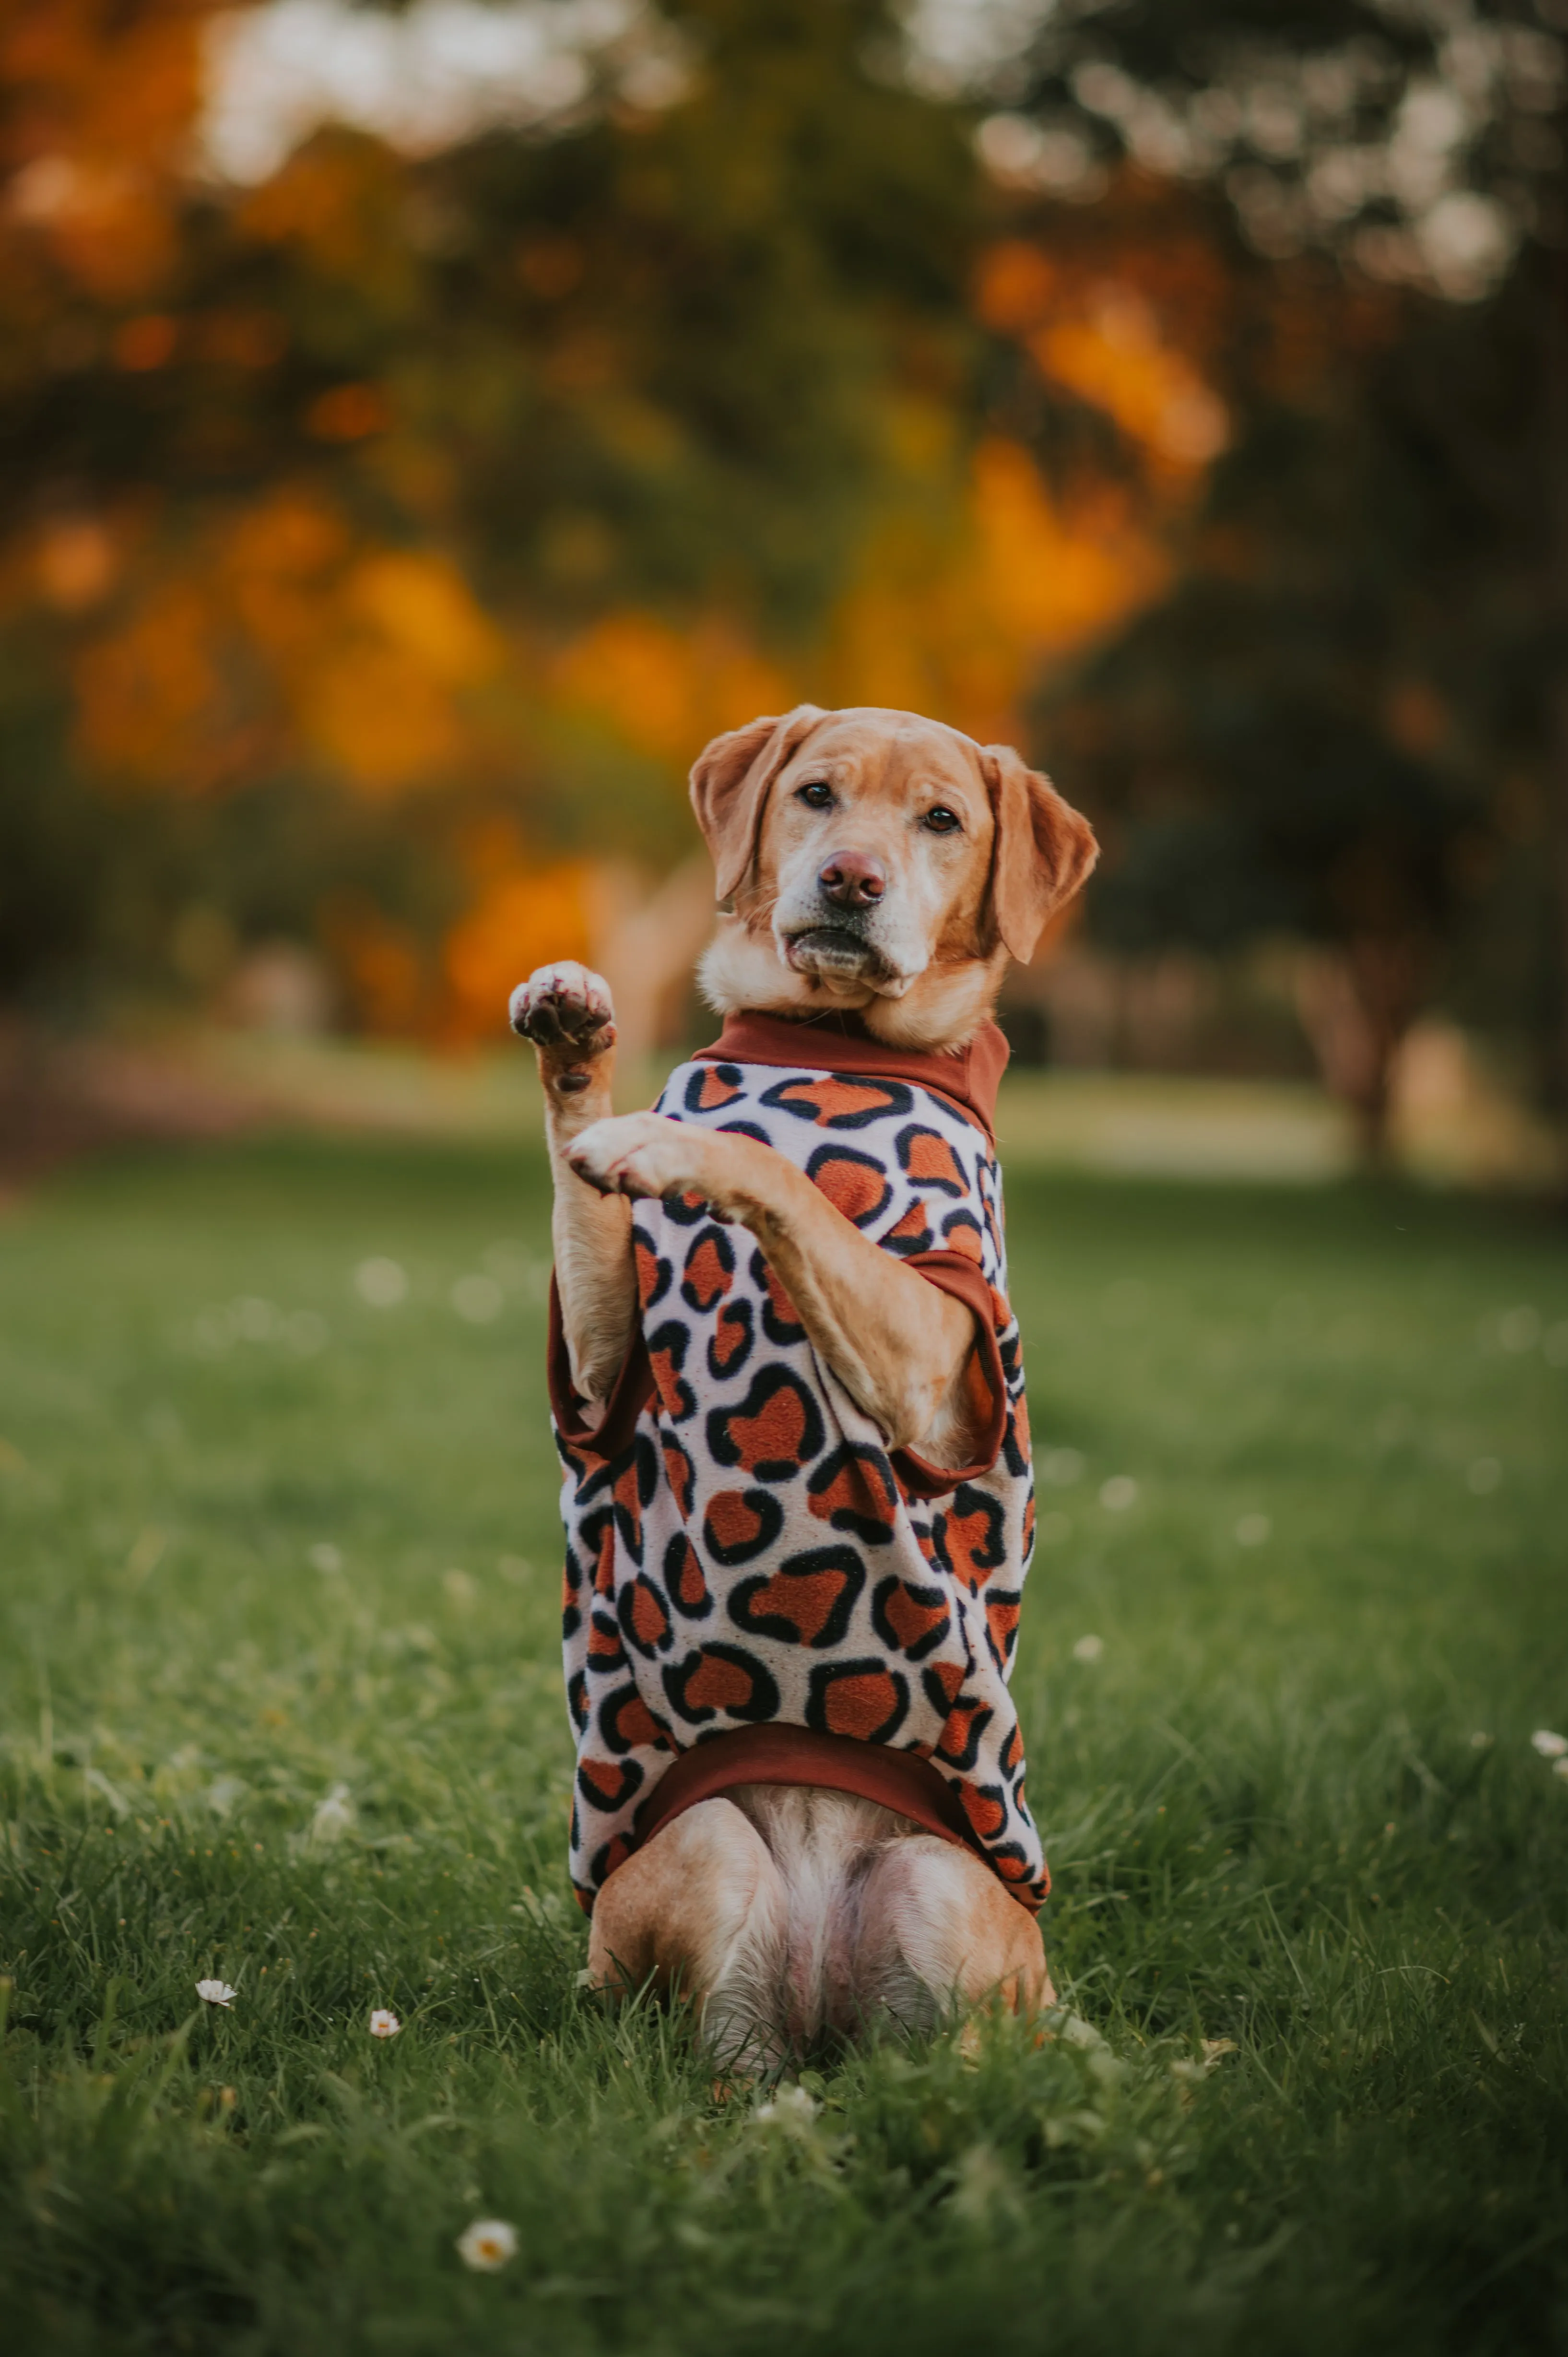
[509,963,616,1052]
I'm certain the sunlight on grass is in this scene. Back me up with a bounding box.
[0,1137,1565,2353]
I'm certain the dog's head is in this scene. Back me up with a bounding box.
[690,704,1097,1050]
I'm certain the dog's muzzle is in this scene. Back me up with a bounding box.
[782,919,896,983]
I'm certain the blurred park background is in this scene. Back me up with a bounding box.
[6,15,1568,2345]
[3,0,1568,1191]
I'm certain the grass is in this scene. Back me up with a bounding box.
[0,1122,1566,2356]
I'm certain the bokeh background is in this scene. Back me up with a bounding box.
[4,16,1568,2344]
[3,0,1567,1188]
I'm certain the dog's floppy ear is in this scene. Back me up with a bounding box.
[979,744,1099,964]
[690,705,826,903]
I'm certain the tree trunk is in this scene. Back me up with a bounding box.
[1292,937,1425,1170]
[1546,240,1568,1137]
[1554,676,1568,1121]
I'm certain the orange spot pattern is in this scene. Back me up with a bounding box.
[557,1049,1046,1918]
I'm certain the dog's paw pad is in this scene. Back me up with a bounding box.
[509,963,615,1049]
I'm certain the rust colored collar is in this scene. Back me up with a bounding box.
[694,1007,1009,1144]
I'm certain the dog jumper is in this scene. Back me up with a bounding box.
[548,1009,1048,1918]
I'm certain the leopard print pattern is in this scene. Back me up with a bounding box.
[557,1056,1047,1916]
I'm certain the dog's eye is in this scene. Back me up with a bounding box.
[923,805,962,834]
[795,781,834,809]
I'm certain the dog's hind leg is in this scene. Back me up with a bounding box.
[587,1800,790,2068]
[849,1835,1053,2034]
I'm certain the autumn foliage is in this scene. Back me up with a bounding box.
[0,0,1237,1043]
[2,0,1551,1141]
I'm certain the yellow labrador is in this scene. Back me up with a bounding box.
[512,706,1096,2061]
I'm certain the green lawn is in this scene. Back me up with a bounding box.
[1,1127,1566,2356]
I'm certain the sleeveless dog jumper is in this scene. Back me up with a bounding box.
[549,1011,1048,1918]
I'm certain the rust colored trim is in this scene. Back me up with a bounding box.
[890,1250,1009,1497]
[547,1273,654,1463]
[692,1009,1008,1143]
[633,1722,981,1860]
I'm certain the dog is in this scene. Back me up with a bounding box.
[511,704,1097,2063]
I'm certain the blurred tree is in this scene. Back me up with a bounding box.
[8,0,1556,1131]
[983,0,1568,1140]
[1041,378,1490,1158]
[0,0,994,1028]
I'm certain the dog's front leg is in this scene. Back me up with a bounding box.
[509,965,637,1409]
[564,1113,983,1459]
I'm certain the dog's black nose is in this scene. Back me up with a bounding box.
[818,852,885,909]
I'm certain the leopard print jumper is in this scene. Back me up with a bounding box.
[548,1010,1047,1918]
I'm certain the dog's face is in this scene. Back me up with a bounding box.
[690,704,1098,1050]
[762,712,999,998]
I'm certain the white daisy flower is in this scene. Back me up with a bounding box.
[457,2218,518,2272]
[1531,1730,1568,1759]
[368,2009,401,2038]
[1556,1759,1568,1783]
[196,1979,237,2008]
[1072,1634,1104,1663]
[310,1784,354,1842]
[754,2084,819,2126]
